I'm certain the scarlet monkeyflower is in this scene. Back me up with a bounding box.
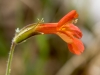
[6,10,84,75]
[35,10,84,55]
[13,10,84,55]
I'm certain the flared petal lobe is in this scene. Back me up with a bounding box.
[67,38,84,55]
[58,10,78,28]
[56,32,73,43]
[69,24,82,38]
[58,23,82,39]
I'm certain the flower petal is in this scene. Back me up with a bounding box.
[57,10,78,27]
[62,24,82,38]
[56,32,73,43]
[67,38,84,55]
[69,24,82,38]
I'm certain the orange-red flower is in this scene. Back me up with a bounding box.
[35,10,84,55]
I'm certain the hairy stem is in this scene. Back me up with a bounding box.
[5,42,16,75]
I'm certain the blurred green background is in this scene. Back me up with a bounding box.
[0,0,100,75]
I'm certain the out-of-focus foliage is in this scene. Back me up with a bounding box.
[0,0,100,75]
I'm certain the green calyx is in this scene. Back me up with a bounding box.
[13,18,44,44]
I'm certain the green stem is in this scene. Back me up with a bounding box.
[5,42,16,75]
